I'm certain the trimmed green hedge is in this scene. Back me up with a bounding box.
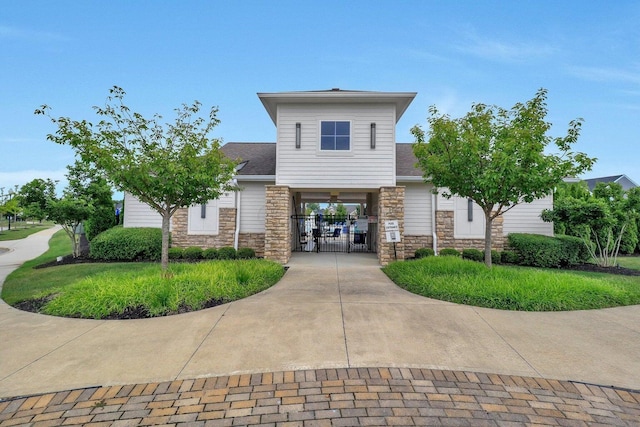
[414,247,434,259]
[183,247,203,261]
[90,227,162,261]
[439,248,460,257]
[237,247,256,259]
[507,233,590,268]
[217,246,237,260]
[168,247,183,260]
[203,248,218,259]
[462,248,483,262]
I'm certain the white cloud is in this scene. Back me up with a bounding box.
[0,25,68,43]
[456,29,557,63]
[567,65,640,85]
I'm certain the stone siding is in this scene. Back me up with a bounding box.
[171,207,237,248]
[435,210,504,252]
[404,235,434,258]
[264,185,291,264]
[377,186,405,266]
[239,233,266,258]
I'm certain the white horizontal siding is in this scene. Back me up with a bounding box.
[275,104,396,188]
[453,196,485,239]
[123,193,162,228]
[188,200,220,235]
[436,191,455,210]
[503,196,553,236]
[239,181,269,233]
[404,183,432,235]
[186,192,235,235]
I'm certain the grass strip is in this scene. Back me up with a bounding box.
[0,223,55,241]
[383,256,640,311]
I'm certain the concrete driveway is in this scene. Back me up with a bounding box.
[1,229,639,400]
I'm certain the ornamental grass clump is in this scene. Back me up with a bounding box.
[383,256,640,311]
[40,260,284,319]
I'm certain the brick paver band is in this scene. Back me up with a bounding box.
[1,367,638,426]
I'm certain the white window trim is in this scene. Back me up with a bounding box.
[317,119,352,153]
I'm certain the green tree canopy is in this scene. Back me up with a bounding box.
[412,88,595,266]
[36,86,237,270]
[18,178,57,222]
[66,160,114,240]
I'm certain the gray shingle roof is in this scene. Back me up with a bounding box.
[221,143,277,176]
[395,143,422,177]
[584,174,638,191]
[221,142,423,177]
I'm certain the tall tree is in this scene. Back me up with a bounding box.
[66,160,114,240]
[18,178,57,222]
[36,86,237,271]
[412,89,595,267]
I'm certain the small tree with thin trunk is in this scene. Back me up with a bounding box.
[411,89,595,267]
[36,86,237,271]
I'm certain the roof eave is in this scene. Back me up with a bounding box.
[257,91,417,125]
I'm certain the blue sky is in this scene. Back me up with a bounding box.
[1,1,639,195]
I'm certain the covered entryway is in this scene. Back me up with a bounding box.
[291,214,378,253]
[290,190,378,254]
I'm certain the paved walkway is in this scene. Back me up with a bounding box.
[1,228,639,425]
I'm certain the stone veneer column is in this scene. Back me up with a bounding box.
[377,186,405,266]
[264,185,291,264]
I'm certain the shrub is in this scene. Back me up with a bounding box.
[90,227,161,261]
[439,248,460,257]
[508,233,561,268]
[237,247,256,259]
[555,234,591,265]
[217,246,237,260]
[202,248,218,260]
[462,248,483,262]
[507,233,590,268]
[183,247,203,261]
[491,250,502,264]
[414,247,434,259]
[501,250,519,264]
[168,247,183,260]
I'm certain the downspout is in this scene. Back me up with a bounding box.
[431,192,438,255]
[233,180,241,250]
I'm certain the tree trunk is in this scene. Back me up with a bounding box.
[484,210,493,268]
[161,212,170,271]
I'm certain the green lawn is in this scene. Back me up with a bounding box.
[617,256,640,270]
[383,256,640,311]
[2,230,285,319]
[0,222,55,241]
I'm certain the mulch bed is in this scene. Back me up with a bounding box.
[562,263,640,276]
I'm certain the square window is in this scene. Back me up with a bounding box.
[320,121,350,151]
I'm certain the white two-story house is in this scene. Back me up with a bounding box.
[124,89,553,265]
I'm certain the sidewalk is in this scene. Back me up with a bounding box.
[0,229,639,425]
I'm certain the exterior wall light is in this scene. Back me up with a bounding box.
[370,123,376,149]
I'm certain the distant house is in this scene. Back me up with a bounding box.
[584,175,638,192]
[124,89,553,265]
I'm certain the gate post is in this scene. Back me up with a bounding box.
[264,185,292,264]
[377,186,405,266]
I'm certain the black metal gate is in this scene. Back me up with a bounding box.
[291,214,377,253]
